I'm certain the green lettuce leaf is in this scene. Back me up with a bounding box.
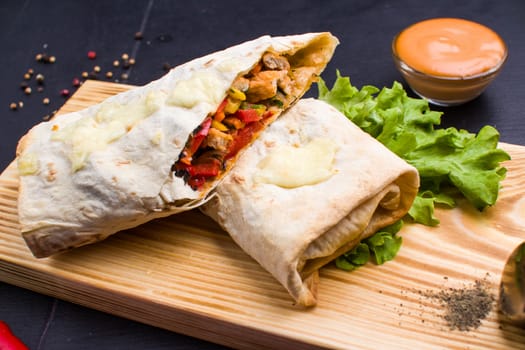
[335,243,370,271]
[318,71,510,217]
[335,220,404,269]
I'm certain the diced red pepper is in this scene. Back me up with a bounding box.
[234,109,261,123]
[188,176,206,190]
[225,121,263,160]
[188,118,212,155]
[214,98,228,122]
[0,321,29,350]
[187,162,220,177]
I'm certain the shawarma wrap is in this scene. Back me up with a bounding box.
[201,98,420,306]
[16,33,339,258]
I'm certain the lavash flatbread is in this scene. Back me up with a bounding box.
[201,98,420,306]
[16,33,338,258]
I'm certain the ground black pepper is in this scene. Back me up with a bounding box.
[420,280,495,331]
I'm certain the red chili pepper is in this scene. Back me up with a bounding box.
[0,321,29,350]
[234,109,261,123]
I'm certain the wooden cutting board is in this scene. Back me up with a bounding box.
[1,80,525,349]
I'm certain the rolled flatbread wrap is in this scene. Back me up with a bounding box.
[201,98,420,306]
[16,33,339,258]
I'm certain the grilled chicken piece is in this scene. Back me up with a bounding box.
[231,76,250,92]
[262,52,291,71]
[247,70,288,102]
[205,128,233,152]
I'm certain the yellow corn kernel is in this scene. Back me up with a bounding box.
[228,87,246,101]
[211,119,229,131]
[224,98,242,114]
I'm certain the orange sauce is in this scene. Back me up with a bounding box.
[395,18,506,77]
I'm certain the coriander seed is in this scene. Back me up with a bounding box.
[36,73,45,84]
[9,102,17,110]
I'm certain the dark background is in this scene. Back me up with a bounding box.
[1,1,524,349]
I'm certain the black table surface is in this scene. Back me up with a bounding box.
[1,1,524,349]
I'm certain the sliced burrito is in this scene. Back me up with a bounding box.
[16,33,339,258]
[201,98,420,306]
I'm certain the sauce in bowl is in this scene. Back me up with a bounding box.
[392,18,508,106]
[395,18,506,78]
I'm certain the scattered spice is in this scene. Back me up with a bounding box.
[419,280,495,331]
[93,65,101,73]
[134,31,144,40]
[35,73,45,84]
[121,53,129,60]
[9,102,18,110]
[87,50,97,60]
[23,73,31,80]
[20,81,29,90]
[162,62,172,71]
[81,71,89,79]
[24,87,32,95]
[18,101,24,109]
[120,73,129,80]
[105,71,113,79]
[113,60,120,67]
[72,78,81,87]
[43,97,50,105]
[60,89,70,97]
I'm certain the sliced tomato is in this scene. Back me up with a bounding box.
[235,109,261,123]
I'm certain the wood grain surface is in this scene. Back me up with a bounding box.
[1,80,524,349]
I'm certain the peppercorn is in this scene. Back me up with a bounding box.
[43,97,50,105]
[105,71,113,79]
[23,73,31,80]
[113,60,120,67]
[72,78,81,87]
[81,71,89,79]
[87,51,97,60]
[35,73,45,84]
[128,58,136,65]
[27,68,34,75]
[121,53,129,60]
[48,56,56,63]
[134,31,144,40]
[24,87,32,95]
[121,73,129,80]
[9,102,18,110]
[93,66,101,73]
[35,53,43,62]
[18,101,24,108]
[20,81,29,90]
[60,89,70,97]
[162,62,171,71]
